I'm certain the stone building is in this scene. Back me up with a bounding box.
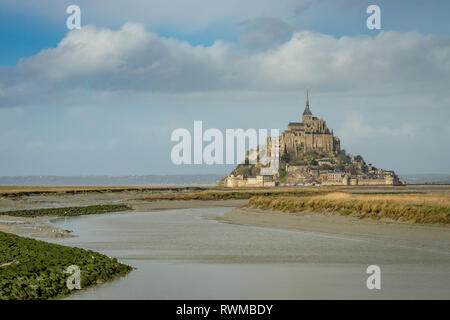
[224,174,275,187]
[222,89,404,187]
[267,89,340,157]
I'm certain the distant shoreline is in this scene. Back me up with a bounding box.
[1,184,450,198]
[0,185,209,197]
[1,173,450,187]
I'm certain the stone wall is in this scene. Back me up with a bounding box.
[224,174,275,187]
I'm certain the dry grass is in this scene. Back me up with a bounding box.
[130,188,331,201]
[0,185,207,197]
[246,192,450,225]
[321,192,450,207]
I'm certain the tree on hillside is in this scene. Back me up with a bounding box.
[281,152,291,163]
[354,155,365,163]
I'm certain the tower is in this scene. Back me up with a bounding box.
[302,87,313,122]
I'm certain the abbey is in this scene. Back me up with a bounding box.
[267,89,340,158]
[222,89,404,187]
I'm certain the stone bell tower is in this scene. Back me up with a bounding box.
[302,87,313,123]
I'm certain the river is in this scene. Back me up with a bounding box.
[47,206,450,299]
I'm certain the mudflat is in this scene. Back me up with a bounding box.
[0,186,448,250]
[218,207,450,253]
[0,189,247,238]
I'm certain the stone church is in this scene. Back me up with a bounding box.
[222,89,404,187]
[268,89,340,157]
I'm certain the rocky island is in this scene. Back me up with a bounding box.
[222,89,404,187]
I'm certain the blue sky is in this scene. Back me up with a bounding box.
[2,0,450,66]
[1,0,450,176]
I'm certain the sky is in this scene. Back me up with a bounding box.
[0,0,449,176]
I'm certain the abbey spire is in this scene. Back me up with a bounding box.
[303,87,312,116]
[302,87,313,122]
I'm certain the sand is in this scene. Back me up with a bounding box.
[217,207,450,253]
[0,191,247,238]
[127,199,248,211]
[0,215,73,238]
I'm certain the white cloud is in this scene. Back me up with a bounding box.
[1,22,450,175]
[1,22,450,109]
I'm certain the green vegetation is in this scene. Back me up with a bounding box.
[283,150,331,166]
[302,151,319,164]
[278,169,287,183]
[336,152,351,165]
[347,164,359,175]
[0,232,132,300]
[333,150,353,172]
[354,155,364,163]
[281,152,291,163]
[0,204,131,218]
[231,163,260,177]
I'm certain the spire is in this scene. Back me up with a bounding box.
[306,87,309,106]
[303,87,312,116]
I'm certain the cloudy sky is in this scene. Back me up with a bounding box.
[1,0,449,176]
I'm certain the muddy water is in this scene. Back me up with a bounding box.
[48,207,450,299]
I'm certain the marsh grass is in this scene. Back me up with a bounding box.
[246,192,450,225]
[0,232,132,300]
[0,186,207,197]
[0,204,132,218]
[131,188,330,201]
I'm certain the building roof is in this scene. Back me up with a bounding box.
[303,105,312,115]
[303,88,312,115]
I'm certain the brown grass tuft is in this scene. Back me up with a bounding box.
[245,192,450,225]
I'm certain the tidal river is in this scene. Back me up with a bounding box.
[47,206,450,299]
